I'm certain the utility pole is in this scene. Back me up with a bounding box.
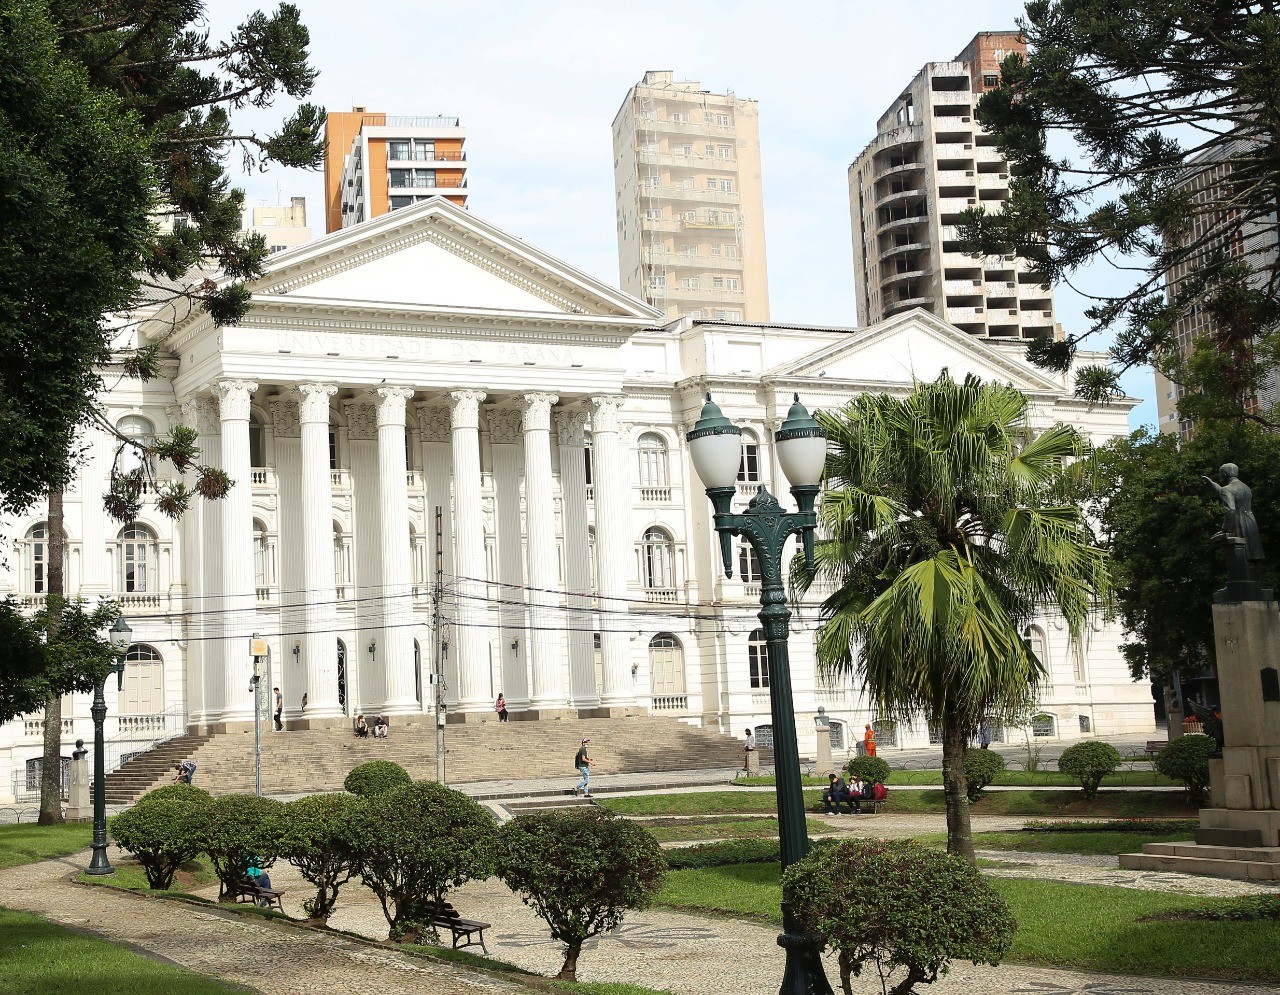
[433,506,447,784]
[250,633,267,797]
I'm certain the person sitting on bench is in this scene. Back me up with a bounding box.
[823,773,852,815]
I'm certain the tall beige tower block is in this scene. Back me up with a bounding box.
[612,71,770,323]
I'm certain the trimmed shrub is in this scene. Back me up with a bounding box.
[665,838,779,870]
[1057,741,1122,799]
[342,781,496,939]
[196,794,287,900]
[1157,734,1216,803]
[343,759,412,797]
[282,793,360,921]
[784,838,1016,994]
[110,798,204,889]
[136,782,213,807]
[963,749,1006,803]
[496,808,666,981]
[844,756,891,785]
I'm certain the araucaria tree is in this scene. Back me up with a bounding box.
[959,1,1280,424]
[495,808,667,981]
[796,374,1112,863]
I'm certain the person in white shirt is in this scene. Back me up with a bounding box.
[743,728,756,771]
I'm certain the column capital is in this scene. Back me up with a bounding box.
[486,406,523,445]
[295,382,338,425]
[415,403,451,442]
[448,389,488,430]
[555,409,590,447]
[211,380,258,421]
[180,396,220,436]
[520,392,559,432]
[343,399,378,441]
[373,385,416,428]
[587,395,625,434]
[270,397,301,437]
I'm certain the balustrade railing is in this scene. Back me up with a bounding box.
[22,717,74,738]
[651,694,688,711]
[639,486,672,503]
[103,703,189,778]
[644,589,679,604]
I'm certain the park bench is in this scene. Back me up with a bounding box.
[429,901,491,953]
[1145,740,1167,758]
[233,875,286,912]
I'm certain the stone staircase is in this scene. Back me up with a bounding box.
[103,715,769,803]
[1118,840,1280,881]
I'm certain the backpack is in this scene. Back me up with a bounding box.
[872,781,887,801]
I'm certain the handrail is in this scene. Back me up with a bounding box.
[103,702,189,777]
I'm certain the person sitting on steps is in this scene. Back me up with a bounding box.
[373,715,388,739]
[354,714,368,738]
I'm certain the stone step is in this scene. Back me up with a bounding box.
[1140,841,1280,863]
[1118,851,1280,881]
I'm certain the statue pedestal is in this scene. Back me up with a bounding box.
[1121,600,1280,880]
[66,757,90,821]
[815,725,832,774]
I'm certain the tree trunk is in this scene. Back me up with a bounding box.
[941,721,974,864]
[38,488,66,825]
[558,939,582,981]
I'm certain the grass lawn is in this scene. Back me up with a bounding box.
[638,816,831,843]
[655,864,1280,983]
[554,985,675,995]
[601,790,1194,820]
[739,769,1176,788]
[969,830,1192,856]
[76,858,216,893]
[0,822,93,870]
[0,906,240,993]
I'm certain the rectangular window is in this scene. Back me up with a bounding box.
[388,141,409,161]
[650,275,667,288]
[644,208,662,220]
[683,244,698,256]
[389,169,411,187]
[739,443,759,482]
[329,432,338,470]
[715,114,731,126]
[705,144,715,156]
[714,309,728,320]
[671,112,689,123]
[681,277,699,290]
[712,277,724,289]
[710,243,721,255]
[707,178,719,190]
[645,173,660,187]
[719,145,734,158]
[413,139,435,160]
[983,73,1000,88]
[749,641,770,688]
[414,169,437,188]
[677,144,693,156]
[726,278,740,291]
[722,179,734,193]
[389,196,413,210]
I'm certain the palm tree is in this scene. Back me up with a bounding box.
[796,374,1111,863]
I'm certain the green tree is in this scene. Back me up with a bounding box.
[1158,734,1217,803]
[1058,740,1122,799]
[1,0,322,518]
[958,1,1280,423]
[343,760,412,797]
[796,374,1112,863]
[963,750,1007,803]
[342,781,496,940]
[495,809,667,981]
[111,795,207,889]
[197,794,287,900]
[282,793,359,921]
[784,838,1016,995]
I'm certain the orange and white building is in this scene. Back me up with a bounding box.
[324,108,469,233]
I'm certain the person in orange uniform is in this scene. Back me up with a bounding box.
[863,723,877,758]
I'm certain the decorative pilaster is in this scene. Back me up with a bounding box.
[488,406,529,708]
[177,398,214,723]
[557,409,598,708]
[376,386,418,714]
[212,379,258,723]
[449,389,490,711]
[296,383,341,719]
[521,393,565,710]
[588,395,636,709]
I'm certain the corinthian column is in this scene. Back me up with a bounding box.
[376,385,419,714]
[296,382,341,719]
[449,389,490,713]
[212,378,258,724]
[589,395,636,711]
[557,409,598,708]
[521,392,566,712]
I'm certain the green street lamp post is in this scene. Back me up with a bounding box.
[87,616,131,875]
[686,393,832,995]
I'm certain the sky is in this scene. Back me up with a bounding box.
[219,0,1157,430]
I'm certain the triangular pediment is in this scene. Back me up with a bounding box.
[251,198,661,321]
[767,309,1065,393]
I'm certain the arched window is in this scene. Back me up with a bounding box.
[738,540,761,584]
[748,628,770,688]
[640,527,675,590]
[586,526,598,589]
[1031,712,1056,738]
[117,523,157,593]
[636,433,669,489]
[583,432,594,489]
[333,522,352,594]
[738,429,760,484]
[413,639,422,705]
[121,644,164,714]
[253,520,275,594]
[116,414,156,476]
[593,632,603,694]
[1023,625,1048,669]
[649,633,685,695]
[22,522,66,594]
[329,430,339,470]
[249,413,266,468]
[336,639,348,711]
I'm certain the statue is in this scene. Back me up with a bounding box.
[1205,463,1270,602]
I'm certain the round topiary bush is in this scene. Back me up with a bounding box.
[136,782,213,807]
[1157,734,1217,803]
[1057,740,1122,799]
[111,798,205,890]
[784,837,1016,994]
[963,749,1006,802]
[496,808,666,980]
[341,780,496,939]
[196,794,287,900]
[343,759,412,797]
[845,756,891,785]
[282,793,360,921]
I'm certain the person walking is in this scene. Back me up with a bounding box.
[495,693,508,722]
[273,687,283,732]
[574,737,593,797]
[863,723,877,758]
[743,727,756,772]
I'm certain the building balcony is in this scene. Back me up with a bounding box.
[873,160,925,181]
[387,149,467,163]
[881,240,929,259]
[406,470,424,491]
[250,468,275,491]
[882,268,928,288]
[867,126,925,168]
[637,218,682,233]
[255,585,278,605]
[23,717,74,738]
[642,118,738,139]
[678,217,739,232]
[388,177,468,192]
[639,150,736,169]
[330,469,351,491]
[946,305,987,324]
[875,187,927,209]
[877,215,929,236]
[649,254,744,272]
[938,196,979,216]
[936,168,977,188]
[655,186,740,205]
[638,486,673,503]
[944,278,983,296]
[661,286,746,302]
[651,694,689,711]
[884,296,936,316]
[934,143,975,160]
[931,89,974,107]
[643,588,680,604]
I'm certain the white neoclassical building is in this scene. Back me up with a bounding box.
[0,200,1154,801]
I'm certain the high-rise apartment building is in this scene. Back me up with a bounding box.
[323,108,468,233]
[242,196,312,254]
[848,32,1055,339]
[612,71,770,323]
